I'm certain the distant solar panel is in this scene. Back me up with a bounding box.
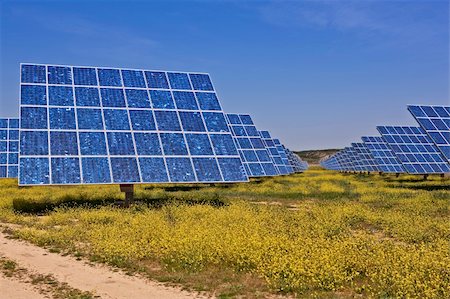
[226,114,278,177]
[346,146,365,171]
[334,151,349,171]
[0,118,19,178]
[273,139,294,173]
[285,148,308,172]
[259,131,290,174]
[361,136,405,173]
[408,105,450,162]
[377,126,450,174]
[19,63,248,185]
[323,155,340,170]
[347,147,361,171]
[351,143,379,172]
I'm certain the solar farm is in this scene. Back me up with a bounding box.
[321,105,450,178]
[0,62,449,298]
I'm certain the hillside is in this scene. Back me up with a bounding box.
[294,149,340,165]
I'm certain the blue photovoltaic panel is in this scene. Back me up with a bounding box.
[332,152,347,171]
[362,136,405,173]
[377,126,450,174]
[341,147,357,171]
[19,63,248,185]
[285,148,308,172]
[320,155,340,171]
[334,148,356,172]
[226,114,278,177]
[273,139,294,174]
[259,130,290,175]
[0,118,19,178]
[351,143,379,172]
[408,105,450,162]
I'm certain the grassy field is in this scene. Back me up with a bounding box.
[0,168,449,298]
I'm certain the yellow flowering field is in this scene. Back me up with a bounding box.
[0,168,449,298]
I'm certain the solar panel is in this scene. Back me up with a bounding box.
[0,118,19,178]
[347,146,366,171]
[334,151,349,171]
[225,113,278,177]
[273,139,295,174]
[321,155,340,170]
[351,143,380,172]
[361,136,405,173]
[19,63,248,185]
[408,105,450,162]
[377,126,450,174]
[259,130,290,174]
[345,147,361,171]
[285,148,308,172]
[321,154,340,170]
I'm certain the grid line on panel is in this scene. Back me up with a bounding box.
[142,69,172,183]
[19,63,248,185]
[377,126,450,174]
[45,81,52,184]
[72,66,84,184]
[179,73,201,182]
[120,69,143,183]
[94,68,114,184]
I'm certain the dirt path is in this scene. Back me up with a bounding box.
[0,231,206,299]
[0,273,47,299]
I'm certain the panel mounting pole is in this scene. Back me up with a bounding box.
[120,184,134,207]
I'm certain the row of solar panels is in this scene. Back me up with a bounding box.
[320,105,450,175]
[0,63,308,185]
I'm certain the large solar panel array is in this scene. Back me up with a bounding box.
[377,126,450,174]
[0,118,19,178]
[226,113,278,177]
[321,105,450,175]
[19,63,249,185]
[361,136,405,173]
[408,105,450,162]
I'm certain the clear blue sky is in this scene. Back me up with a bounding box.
[1,0,448,150]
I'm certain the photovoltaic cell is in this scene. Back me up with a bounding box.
[226,114,278,177]
[361,136,405,173]
[408,105,450,162]
[0,118,19,178]
[19,64,248,185]
[377,126,450,174]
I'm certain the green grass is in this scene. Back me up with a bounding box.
[0,167,449,298]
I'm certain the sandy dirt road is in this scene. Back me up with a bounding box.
[0,273,47,299]
[0,231,207,299]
